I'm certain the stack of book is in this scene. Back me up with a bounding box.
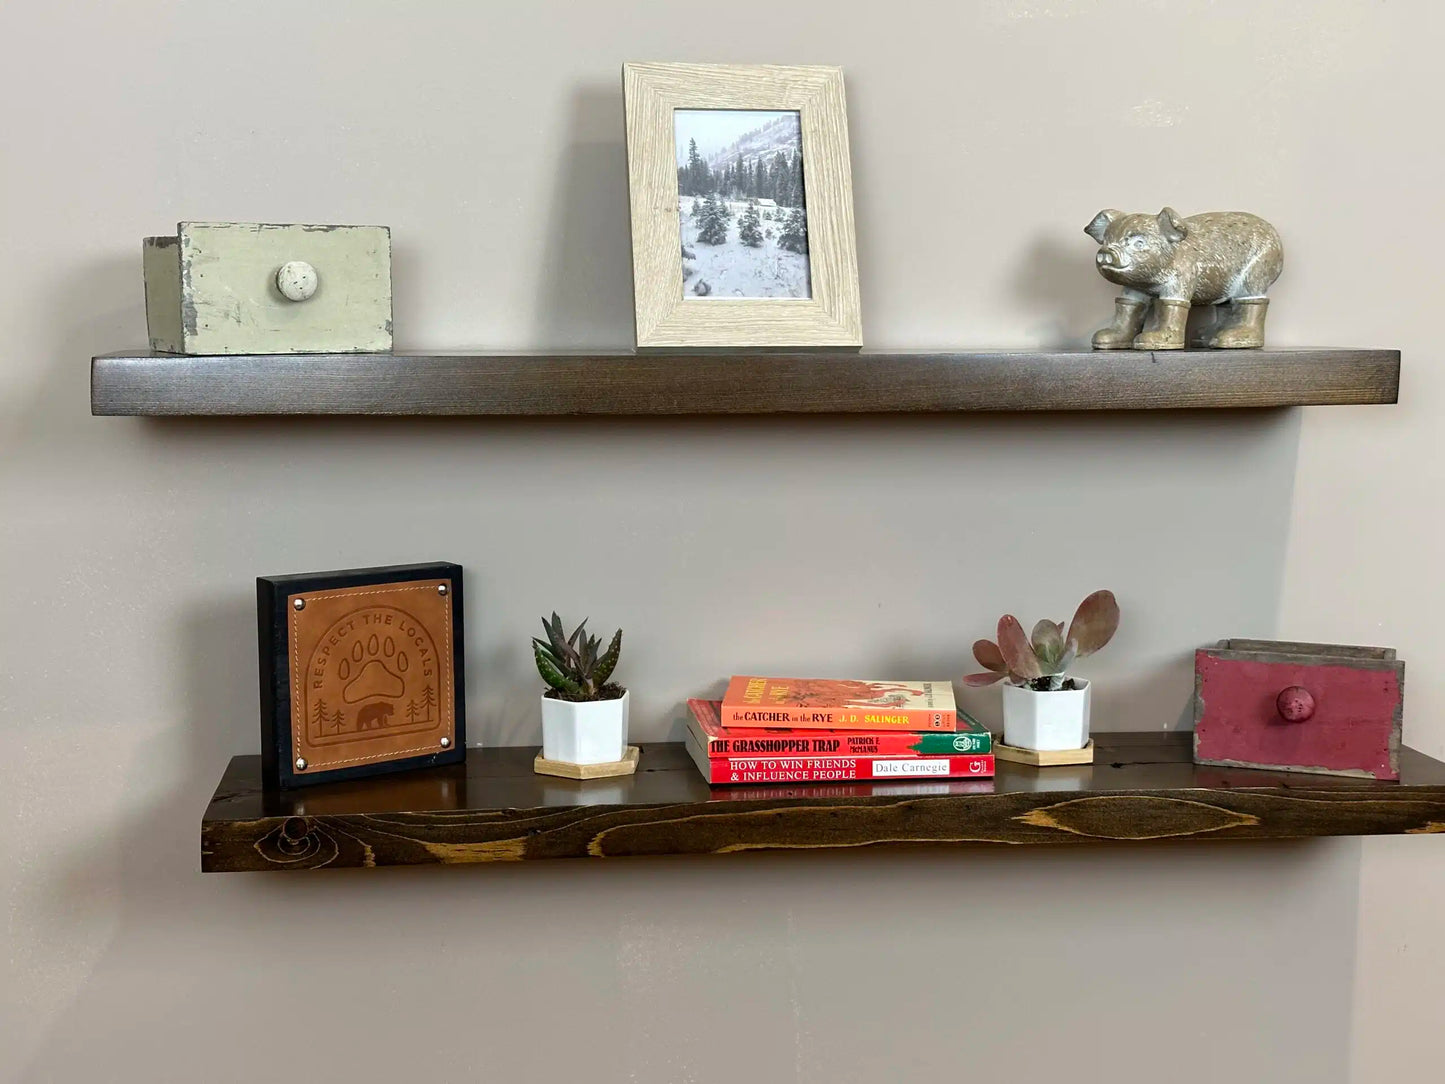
[686,676,994,785]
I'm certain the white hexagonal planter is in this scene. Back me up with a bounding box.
[541,690,630,765]
[1002,679,1091,751]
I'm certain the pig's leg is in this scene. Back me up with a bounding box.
[1202,298,1268,349]
[1091,291,1150,349]
[1132,298,1190,350]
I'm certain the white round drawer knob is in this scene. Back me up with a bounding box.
[276,261,318,302]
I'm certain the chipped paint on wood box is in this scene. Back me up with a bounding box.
[143,222,392,354]
[1193,639,1404,780]
[142,236,184,352]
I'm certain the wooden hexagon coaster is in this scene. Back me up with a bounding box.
[534,745,641,780]
[994,739,1095,767]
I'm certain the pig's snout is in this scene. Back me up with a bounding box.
[1096,247,1120,269]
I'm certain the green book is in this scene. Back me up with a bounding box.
[907,711,993,755]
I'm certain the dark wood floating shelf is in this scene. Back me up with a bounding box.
[202,732,1445,871]
[93,348,1399,417]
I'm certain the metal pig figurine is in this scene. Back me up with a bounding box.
[1086,208,1282,350]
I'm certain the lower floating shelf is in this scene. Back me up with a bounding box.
[202,732,1445,871]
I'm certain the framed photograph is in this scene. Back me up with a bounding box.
[623,62,862,349]
[256,562,465,789]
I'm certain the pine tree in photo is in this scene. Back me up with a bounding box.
[697,192,729,245]
[685,138,707,196]
[779,207,808,253]
[738,201,763,247]
[770,151,787,203]
[788,151,806,209]
[690,194,706,223]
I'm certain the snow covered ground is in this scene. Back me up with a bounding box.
[678,196,810,299]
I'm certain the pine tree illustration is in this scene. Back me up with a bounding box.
[311,698,327,735]
[421,684,437,722]
[330,705,346,734]
[406,699,419,724]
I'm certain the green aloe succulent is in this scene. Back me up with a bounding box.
[533,613,625,702]
[965,590,1119,691]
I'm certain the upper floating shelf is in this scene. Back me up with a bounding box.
[91,348,1400,417]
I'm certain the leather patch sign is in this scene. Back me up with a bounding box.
[257,563,465,789]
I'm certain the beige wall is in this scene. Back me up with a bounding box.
[1,2,1437,1081]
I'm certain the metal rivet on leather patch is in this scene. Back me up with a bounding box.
[293,598,305,610]
[437,584,449,596]
[439,737,451,748]
[295,757,307,770]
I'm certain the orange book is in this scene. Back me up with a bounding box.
[721,676,956,732]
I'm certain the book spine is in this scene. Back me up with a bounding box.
[719,705,956,732]
[715,780,998,801]
[908,731,993,755]
[699,754,995,785]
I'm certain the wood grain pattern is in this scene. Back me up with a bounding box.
[623,63,861,347]
[200,733,1445,871]
[91,348,1400,416]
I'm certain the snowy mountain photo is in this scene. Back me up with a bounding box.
[674,109,810,299]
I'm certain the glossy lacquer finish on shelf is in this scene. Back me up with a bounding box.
[200,732,1445,871]
[93,348,1400,416]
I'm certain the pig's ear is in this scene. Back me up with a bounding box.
[1157,207,1188,243]
[1085,209,1119,243]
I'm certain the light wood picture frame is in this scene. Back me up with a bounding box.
[623,63,862,349]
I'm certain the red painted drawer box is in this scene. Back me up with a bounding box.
[1193,640,1404,780]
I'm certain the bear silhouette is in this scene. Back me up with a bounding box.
[356,702,394,730]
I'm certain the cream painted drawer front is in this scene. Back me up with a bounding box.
[144,222,392,354]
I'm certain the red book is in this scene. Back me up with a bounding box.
[721,676,956,732]
[688,698,991,756]
[712,780,997,801]
[685,733,995,784]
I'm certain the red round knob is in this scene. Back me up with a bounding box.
[1276,686,1315,723]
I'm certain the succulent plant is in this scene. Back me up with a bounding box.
[965,590,1119,692]
[533,613,624,702]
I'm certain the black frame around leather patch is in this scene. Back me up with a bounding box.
[257,562,465,790]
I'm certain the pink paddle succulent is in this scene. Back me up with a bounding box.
[965,590,1119,691]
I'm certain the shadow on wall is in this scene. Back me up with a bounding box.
[20,591,262,1074]
[531,84,637,349]
[0,253,139,466]
[1010,232,1114,350]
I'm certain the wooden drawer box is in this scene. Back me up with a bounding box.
[1193,639,1403,780]
[144,221,392,355]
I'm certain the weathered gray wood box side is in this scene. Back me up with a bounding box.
[143,222,392,355]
